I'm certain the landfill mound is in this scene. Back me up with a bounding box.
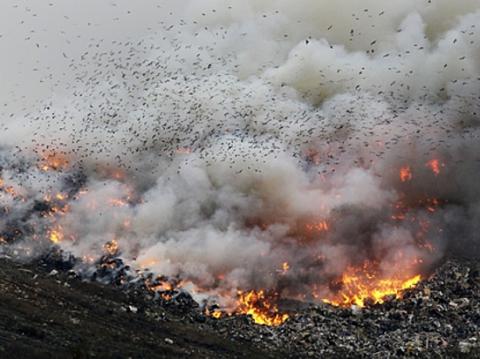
[0,254,479,358]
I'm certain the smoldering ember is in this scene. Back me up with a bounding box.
[1,1,480,358]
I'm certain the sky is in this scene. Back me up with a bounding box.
[0,1,178,113]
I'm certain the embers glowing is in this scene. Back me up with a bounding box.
[108,198,129,207]
[426,159,443,176]
[39,153,70,172]
[392,197,442,221]
[305,220,329,232]
[399,166,412,182]
[0,178,23,200]
[400,159,444,182]
[104,240,119,256]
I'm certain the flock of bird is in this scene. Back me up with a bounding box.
[0,4,476,176]
[1,2,480,292]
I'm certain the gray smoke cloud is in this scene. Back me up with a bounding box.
[1,0,480,308]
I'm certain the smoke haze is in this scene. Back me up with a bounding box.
[1,0,480,308]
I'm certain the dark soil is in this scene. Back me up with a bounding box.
[0,258,281,359]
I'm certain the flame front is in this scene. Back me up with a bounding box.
[323,263,421,308]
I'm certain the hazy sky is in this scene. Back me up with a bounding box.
[2,0,479,114]
[0,1,179,113]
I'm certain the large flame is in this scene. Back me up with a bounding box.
[323,262,421,308]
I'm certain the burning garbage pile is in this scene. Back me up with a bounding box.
[212,259,480,357]
[20,241,480,357]
[1,1,480,357]
[0,147,464,326]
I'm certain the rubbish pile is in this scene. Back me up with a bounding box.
[34,248,480,358]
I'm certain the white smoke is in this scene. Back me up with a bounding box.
[1,0,480,308]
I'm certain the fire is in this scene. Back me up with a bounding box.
[4,186,19,197]
[236,290,288,326]
[323,263,421,308]
[211,310,222,319]
[391,196,443,222]
[108,198,128,207]
[205,306,224,319]
[305,220,329,232]
[55,193,68,201]
[138,258,159,269]
[399,166,412,182]
[103,240,119,256]
[0,179,23,200]
[2,145,439,327]
[426,159,443,176]
[147,281,173,292]
[39,153,70,172]
[95,166,127,181]
[49,227,64,244]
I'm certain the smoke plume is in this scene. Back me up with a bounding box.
[1,0,480,309]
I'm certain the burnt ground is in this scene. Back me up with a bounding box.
[0,258,282,359]
[1,255,480,358]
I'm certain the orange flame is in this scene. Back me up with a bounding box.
[108,198,128,207]
[211,310,222,319]
[236,290,288,326]
[49,227,64,244]
[55,193,68,201]
[323,263,421,307]
[0,179,23,199]
[39,153,70,172]
[305,220,329,232]
[426,159,443,176]
[399,166,412,182]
